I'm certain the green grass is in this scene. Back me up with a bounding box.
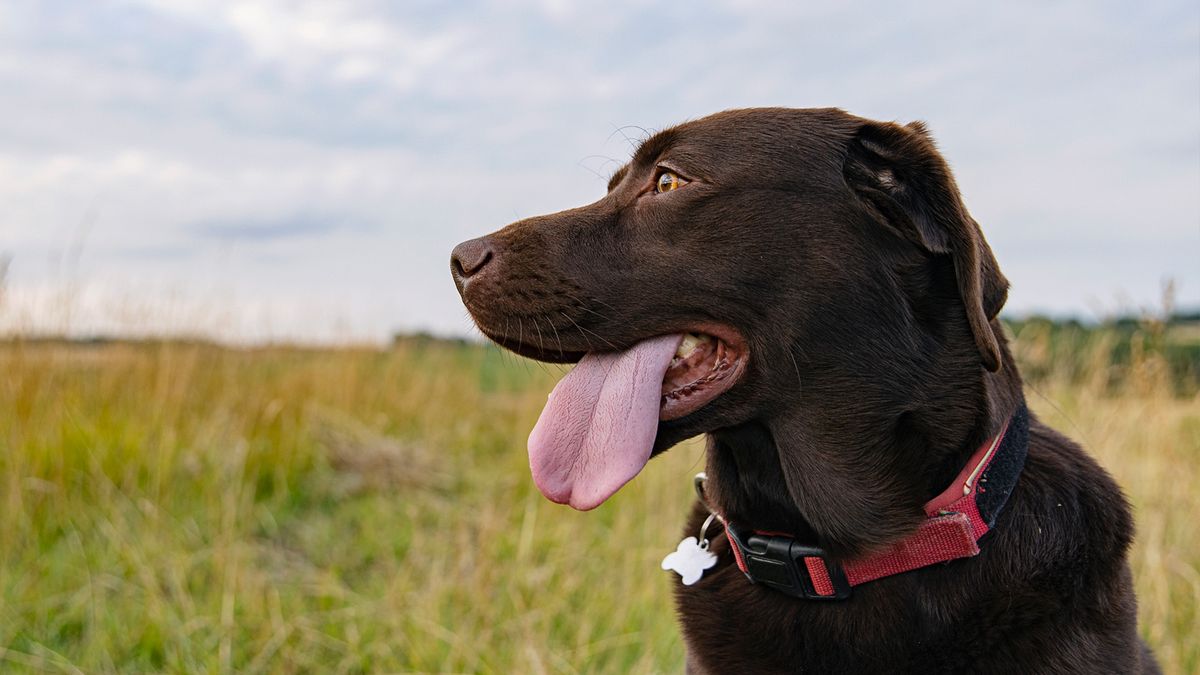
[0,332,1197,673]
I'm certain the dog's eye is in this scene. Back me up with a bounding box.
[654,170,687,194]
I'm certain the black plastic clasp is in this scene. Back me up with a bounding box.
[726,522,851,600]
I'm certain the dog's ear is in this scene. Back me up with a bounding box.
[843,120,1008,372]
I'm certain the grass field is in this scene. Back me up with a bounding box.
[1,322,1197,673]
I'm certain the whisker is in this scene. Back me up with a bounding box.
[616,126,637,150]
[546,316,565,358]
[576,156,607,181]
[787,347,802,389]
[515,317,535,375]
[588,296,619,314]
[575,323,619,352]
[531,319,556,375]
[577,154,625,181]
[607,124,651,151]
[531,315,546,354]
[559,311,595,352]
[500,317,521,373]
[574,304,611,322]
[560,292,613,323]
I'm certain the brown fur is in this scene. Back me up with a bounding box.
[451,108,1158,673]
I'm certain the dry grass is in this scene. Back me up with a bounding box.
[0,335,1196,673]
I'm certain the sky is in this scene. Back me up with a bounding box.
[1,0,1197,343]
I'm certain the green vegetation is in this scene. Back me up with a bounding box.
[1,318,1197,673]
[1004,314,1200,395]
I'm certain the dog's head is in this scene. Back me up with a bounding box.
[452,108,1013,546]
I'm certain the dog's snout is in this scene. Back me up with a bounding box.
[450,237,496,288]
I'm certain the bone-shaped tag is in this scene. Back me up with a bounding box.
[661,536,718,585]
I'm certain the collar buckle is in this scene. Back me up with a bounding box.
[726,522,851,600]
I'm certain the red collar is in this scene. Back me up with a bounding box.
[718,405,1029,600]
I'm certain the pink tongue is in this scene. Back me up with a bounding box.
[527,334,683,510]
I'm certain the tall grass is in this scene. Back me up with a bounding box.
[0,327,1196,673]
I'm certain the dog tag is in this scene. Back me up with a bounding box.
[662,536,718,585]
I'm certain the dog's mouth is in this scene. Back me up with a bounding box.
[520,324,748,511]
[487,324,748,419]
[661,328,747,420]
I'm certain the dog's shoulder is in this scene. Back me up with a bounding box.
[960,416,1145,672]
[1003,417,1134,569]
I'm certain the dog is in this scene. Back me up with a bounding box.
[450,108,1158,673]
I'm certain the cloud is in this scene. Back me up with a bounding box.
[189,212,368,240]
[0,0,1196,341]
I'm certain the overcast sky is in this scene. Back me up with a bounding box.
[1,0,1197,342]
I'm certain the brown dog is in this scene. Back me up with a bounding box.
[450,108,1158,673]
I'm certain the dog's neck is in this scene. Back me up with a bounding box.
[704,341,1025,561]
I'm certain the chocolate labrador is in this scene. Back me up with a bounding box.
[450,108,1158,673]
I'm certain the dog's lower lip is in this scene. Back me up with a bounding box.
[482,330,585,364]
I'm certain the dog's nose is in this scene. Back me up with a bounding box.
[450,237,496,288]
